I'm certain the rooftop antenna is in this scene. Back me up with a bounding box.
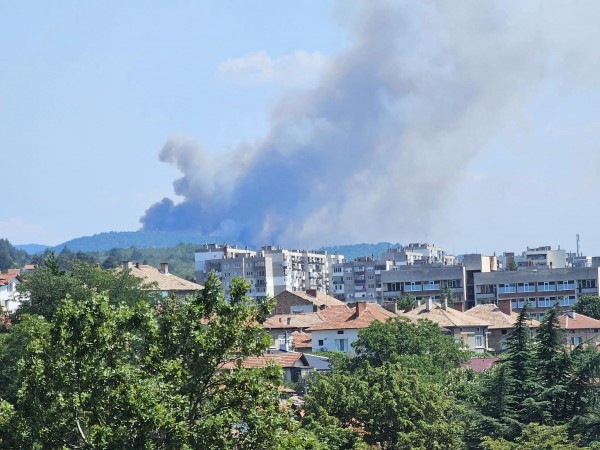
[576,233,580,257]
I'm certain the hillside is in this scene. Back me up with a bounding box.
[52,231,229,252]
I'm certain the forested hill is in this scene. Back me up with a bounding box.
[53,231,226,253]
[0,239,29,271]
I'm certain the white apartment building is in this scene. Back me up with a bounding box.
[194,244,342,301]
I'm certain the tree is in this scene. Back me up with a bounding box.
[574,295,600,320]
[306,363,465,449]
[1,272,311,448]
[351,317,469,378]
[481,423,595,450]
[17,256,155,320]
[396,293,415,312]
[506,261,518,272]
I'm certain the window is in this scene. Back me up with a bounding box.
[501,329,508,335]
[557,280,575,291]
[517,282,535,293]
[539,281,556,292]
[511,299,525,309]
[333,267,342,273]
[571,336,584,346]
[446,279,460,288]
[498,283,516,294]
[538,297,553,308]
[475,335,484,348]
[335,339,348,352]
[345,276,353,281]
[337,330,344,335]
[423,280,440,291]
[405,281,422,292]
[318,339,324,347]
[387,282,401,292]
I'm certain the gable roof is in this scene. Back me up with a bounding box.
[220,352,310,370]
[118,264,203,292]
[464,304,540,329]
[306,302,397,331]
[558,312,600,330]
[274,290,346,308]
[264,305,350,330]
[0,272,20,286]
[403,302,491,328]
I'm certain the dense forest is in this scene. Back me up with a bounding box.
[2,258,600,448]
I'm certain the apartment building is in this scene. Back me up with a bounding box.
[474,267,600,320]
[381,265,468,304]
[194,244,342,301]
[330,257,392,302]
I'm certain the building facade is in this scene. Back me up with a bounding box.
[474,267,600,320]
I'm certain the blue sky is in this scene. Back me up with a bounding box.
[2,1,600,257]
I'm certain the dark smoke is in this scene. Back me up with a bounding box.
[141,0,600,247]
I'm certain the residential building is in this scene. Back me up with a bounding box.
[306,301,398,354]
[220,351,315,383]
[194,244,342,301]
[517,246,567,269]
[380,265,468,306]
[463,300,539,353]
[121,261,203,298]
[0,271,22,312]
[473,267,600,320]
[330,257,391,303]
[558,311,600,348]
[272,289,345,315]
[403,299,491,353]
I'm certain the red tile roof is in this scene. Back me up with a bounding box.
[292,331,312,350]
[220,352,306,370]
[558,312,600,330]
[403,302,491,328]
[306,302,397,331]
[0,272,19,285]
[463,357,500,373]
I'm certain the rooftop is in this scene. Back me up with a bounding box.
[464,304,540,329]
[307,302,397,331]
[403,302,491,328]
[119,262,203,292]
[558,312,600,330]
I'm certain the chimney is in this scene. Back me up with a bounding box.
[567,311,577,320]
[122,261,133,271]
[160,262,169,274]
[383,301,398,314]
[452,302,465,312]
[135,262,140,269]
[356,301,367,317]
[306,289,318,297]
[497,299,512,316]
[426,297,433,311]
[287,317,292,325]
[279,317,283,323]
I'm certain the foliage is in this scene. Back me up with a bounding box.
[351,317,469,378]
[481,424,593,449]
[0,272,312,449]
[574,295,600,320]
[396,293,415,312]
[0,238,29,271]
[306,363,465,449]
[17,254,156,320]
[506,260,518,271]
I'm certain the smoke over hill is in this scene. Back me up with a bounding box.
[141,0,600,247]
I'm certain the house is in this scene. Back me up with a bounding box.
[306,301,398,354]
[403,298,491,353]
[220,351,315,383]
[263,305,350,350]
[120,261,202,298]
[558,311,600,348]
[463,300,539,353]
[0,271,22,312]
[272,289,346,315]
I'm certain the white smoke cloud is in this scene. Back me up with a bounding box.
[219,50,328,87]
[141,0,600,247]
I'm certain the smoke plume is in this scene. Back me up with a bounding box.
[141,0,600,247]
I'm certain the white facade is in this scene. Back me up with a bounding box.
[310,328,360,354]
[0,275,21,312]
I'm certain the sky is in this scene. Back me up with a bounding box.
[2,1,600,257]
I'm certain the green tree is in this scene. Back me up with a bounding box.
[306,363,465,449]
[1,273,312,448]
[396,293,415,312]
[481,423,594,450]
[351,317,468,378]
[506,261,518,272]
[574,295,600,320]
[17,256,155,320]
